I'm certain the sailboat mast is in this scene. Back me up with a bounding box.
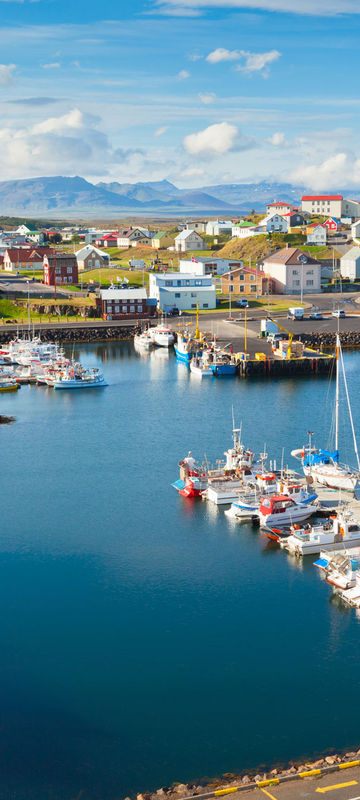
[335,332,339,453]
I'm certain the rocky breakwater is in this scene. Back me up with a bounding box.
[299,331,360,349]
[0,325,136,344]
[127,748,360,800]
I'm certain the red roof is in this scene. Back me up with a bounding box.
[5,248,38,262]
[302,195,342,201]
[267,201,294,208]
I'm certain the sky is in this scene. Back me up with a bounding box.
[0,0,360,189]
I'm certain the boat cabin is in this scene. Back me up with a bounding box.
[259,494,296,517]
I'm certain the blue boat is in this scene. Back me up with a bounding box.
[211,362,236,376]
[175,332,202,363]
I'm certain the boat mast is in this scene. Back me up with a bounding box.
[339,341,360,472]
[335,332,339,453]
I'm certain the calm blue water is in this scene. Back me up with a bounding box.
[1,342,360,800]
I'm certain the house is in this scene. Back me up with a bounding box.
[43,254,78,286]
[149,272,216,311]
[340,246,360,280]
[75,245,110,271]
[307,224,327,245]
[258,213,289,233]
[262,247,322,294]
[265,201,296,215]
[98,287,157,320]
[95,232,119,248]
[3,246,53,272]
[185,221,206,233]
[117,228,150,248]
[205,220,233,236]
[351,220,360,241]
[281,211,307,228]
[301,195,360,220]
[174,230,205,252]
[221,266,274,296]
[232,221,262,238]
[151,231,176,249]
[179,257,243,276]
[324,217,340,232]
[16,223,44,243]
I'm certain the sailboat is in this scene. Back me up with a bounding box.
[291,333,359,491]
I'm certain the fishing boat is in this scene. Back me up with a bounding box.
[150,325,175,348]
[175,307,203,363]
[258,494,315,529]
[51,367,108,389]
[291,334,359,491]
[226,474,318,522]
[279,509,360,555]
[172,452,208,497]
[0,378,20,392]
[189,355,213,377]
[134,330,153,350]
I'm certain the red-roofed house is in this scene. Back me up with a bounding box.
[324,217,341,232]
[3,247,53,272]
[95,232,119,248]
[302,195,360,219]
[265,201,296,215]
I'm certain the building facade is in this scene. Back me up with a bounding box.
[221,266,273,296]
[75,245,110,271]
[306,224,327,245]
[265,201,295,215]
[43,254,78,286]
[149,272,216,310]
[262,248,322,294]
[205,220,233,236]
[340,246,360,280]
[98,287,157,320]
[302,195,360,219]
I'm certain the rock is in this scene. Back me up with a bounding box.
[174,785,187,795]
[297,766,306,772]
[345,752,356,758]
[254,775,262,783]
[242,776,250,785]
[270,769,278,776]
[0,415,15,424]
[325,756,336,765]
[289,767,297,774]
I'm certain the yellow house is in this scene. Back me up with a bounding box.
[151,230,175,249]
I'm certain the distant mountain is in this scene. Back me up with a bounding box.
[0,175,310,216]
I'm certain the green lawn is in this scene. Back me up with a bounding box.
[80,268,149,287]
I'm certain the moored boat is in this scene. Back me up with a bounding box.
[150,325,175,348]
[279,509,360,555]
[258,494,315,529]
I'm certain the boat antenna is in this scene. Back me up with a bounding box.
[194,300,200,340]
[335,332,340,454]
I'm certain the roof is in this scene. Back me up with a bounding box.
[302,195,343,201]
[101,288,147,300]
[222,266,266,278]
[151,271,211,281]
[100,232,118,240]
[340,246,360,260]
[4,248,38,262]
[266,201,294,208]
[234,221,254,228]
[159,285,215,293]
[325,217,340,223]
[75,245,109,259]
[175,230,203,240]
[264,247,321,266]
[153,230,170,239]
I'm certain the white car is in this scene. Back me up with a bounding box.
[332,309,346,318]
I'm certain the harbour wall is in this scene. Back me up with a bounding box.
[298,331,360,349]
[237,355,333,378]
[0,323,137,344]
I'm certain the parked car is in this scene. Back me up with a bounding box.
[332,309,346,318]
[309,312,323,320]
[236,299,249,308]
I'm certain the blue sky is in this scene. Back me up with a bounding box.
[0,0,360,189]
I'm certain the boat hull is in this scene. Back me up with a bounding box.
[53,380,108,389]
[211,364,236,376]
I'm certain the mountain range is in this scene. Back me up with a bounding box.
[0,174,349,217]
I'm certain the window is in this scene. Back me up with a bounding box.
[292,269,298,275]
[250,285,257,292]
[115,304,120,312]
[191,303,196,308]
[293,279,300,286]
[250,275,255,281]
[122,305,127,312]
[175,293,180,298]
[229,285,233,292]
[67,267,72,273]
[130,305,135,312]
[137,305,142,311]
[306,279,314,286]
[177,280,181,286]
[185,280,190,286]
[165,280,172,286]
[306,270,314,275]
[239,285,244,292]
[203,303,208,308]
[239,273,244,281]
[195,280,202,286]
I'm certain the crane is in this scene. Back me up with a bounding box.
[267,316,294,359]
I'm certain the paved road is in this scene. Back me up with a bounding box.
[235,764,360,800]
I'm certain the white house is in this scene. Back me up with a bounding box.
[351,220,360,241]
[149,272,216,311]
[262,247,322,294]
[307,224,327,245]
[174,230,205,252]
[205,220,233,236]
[301,195,360,219]
[266,201,295,215]
[340,246,360,280]
[258,213,289,233]
[232,222,264,239]
[179,256,243,276]
[117,228,149,248]
[185,221,206,232]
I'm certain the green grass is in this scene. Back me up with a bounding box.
[0,296,100,324]
[80,267,149,287]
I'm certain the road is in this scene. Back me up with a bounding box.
[234,764,360,800]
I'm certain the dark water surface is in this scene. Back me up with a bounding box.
[1,341,360,800]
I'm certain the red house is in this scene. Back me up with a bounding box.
[324,217,340,232]
[43,254,78,286]
[95,232,119,248]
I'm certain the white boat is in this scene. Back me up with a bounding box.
[51,367,108,389]
[291,334,359,491]
[280,509,360,555]
[134,330,153,350]
[189,356,213,377]
[226,474,318,521]
[258,494,315,529]
[150,325,175,348]
[206,468,255,505]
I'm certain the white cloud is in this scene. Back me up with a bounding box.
[182,121,254,157]
[42,62,61,69]
[32,108,96,135]
[291,152,360,191]
[267,131,285,146]
[188,52,202,61]
[154,126,168,136]
[206,48,240,63]
[183,167,205,177]
[198,92,216,104]
[153,0,360,16]
[235,49,281,75]
[177,69,190,79]
[0,64,16,85]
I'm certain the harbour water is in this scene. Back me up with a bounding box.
[2,341,360,800]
